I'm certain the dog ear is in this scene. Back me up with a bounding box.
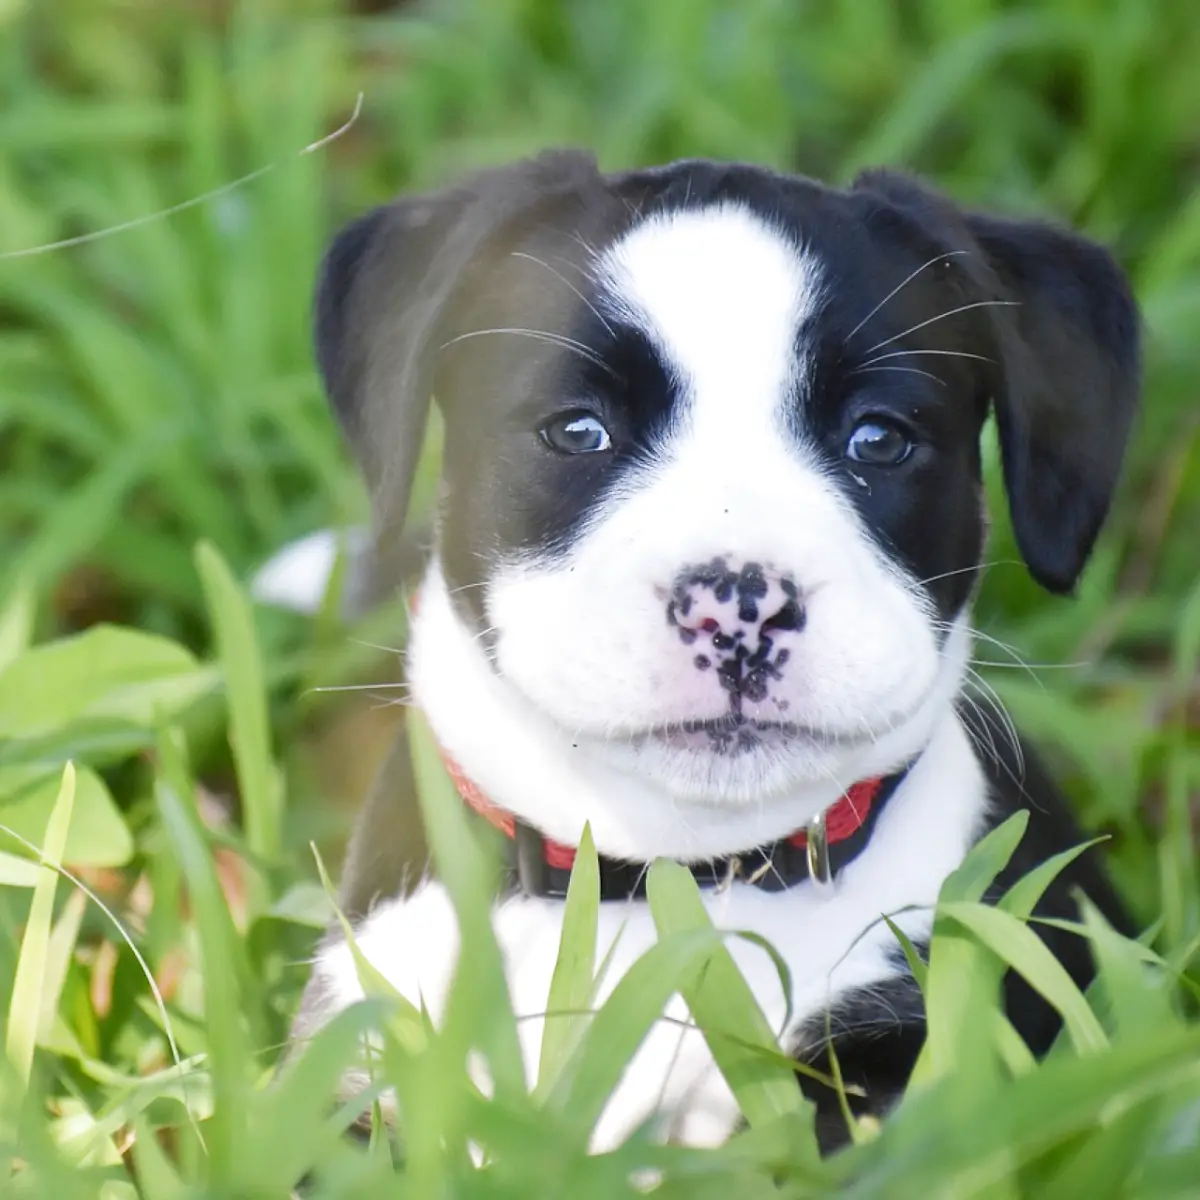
[961,210,1140,593]
[313,150,602,568]
[852,169,1141,594]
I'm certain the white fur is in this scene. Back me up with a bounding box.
[302,205,992,1149]
[413,563,972,861]
[308,573,987,1148]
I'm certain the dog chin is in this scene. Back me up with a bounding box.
[574,714,925,807]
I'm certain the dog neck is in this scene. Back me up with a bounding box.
[406,561,981,864]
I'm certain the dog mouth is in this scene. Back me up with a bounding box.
[629,713,871,756]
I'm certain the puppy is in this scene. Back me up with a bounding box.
[282,151,1139,1153]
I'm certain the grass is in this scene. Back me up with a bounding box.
[0,0,1197,1194]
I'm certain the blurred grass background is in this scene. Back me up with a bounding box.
[3,0,1196,911]
[0,0,1198,1184]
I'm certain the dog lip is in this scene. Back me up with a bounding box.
[632,714,870,747]
[675,716,798,734]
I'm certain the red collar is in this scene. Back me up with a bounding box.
[441,744,886,870]
[436,738,901,898]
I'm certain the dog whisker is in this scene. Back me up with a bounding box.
[511,251,616,338]
[968,658,1088,671]
[942,620,1033,780]
[938,621,1052,684]
[543,246,600,284]
[568,229,605,270]
[446,580,490,599]
[349,636,407,656]
[843,250,971,345]
[847,364,947,388]
[438,327,617,377]
[915,560,1025,589]
[959,666,1026,783]
[862,300,1020,355]
[956,687,1004,776]
[856,348,997,368]
[975,694,1025,787]
[307,681,412,695]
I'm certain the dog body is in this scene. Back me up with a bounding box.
[284,153,1139,1151]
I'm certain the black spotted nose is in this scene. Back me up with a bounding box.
[668,559,804,640]
[665,560,805,705]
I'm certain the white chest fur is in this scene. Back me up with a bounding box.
[309,712,986,1149]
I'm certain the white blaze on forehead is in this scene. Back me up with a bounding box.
[599,204,823,434]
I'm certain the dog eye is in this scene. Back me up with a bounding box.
[846,419,913,466]
[540,413,613,455]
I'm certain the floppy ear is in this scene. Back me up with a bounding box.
[961,211,1140,592]
[312,150,602,597]
[852,169,1141,595]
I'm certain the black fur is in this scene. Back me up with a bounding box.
[792,697,1133,1153]
[851,168,1140,594]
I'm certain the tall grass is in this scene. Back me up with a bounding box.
[0,0,1197,1193]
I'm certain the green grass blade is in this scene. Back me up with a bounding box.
[5,762,76,1087]
[847,1028,1200,1198]
[941,810,1029,904]
[404,710,529,1179]
[882,915,929,991]
[0,580,34,672]
[536,822,600,1097]
[645,860,807,1133]
[548,925,733,1144]
[407,709,525,1093]
[154,725,250,1184]
[909,817,1031,1088]
[1162,576,1200,954]
[991,1012,1037,1078]
[252,1000,398,1193]
[9,437,158,596]
[35,890,86,1049]
[910,924,1003,1089]
[310,843,428,1054]
[998,837,1106,920]
[939,901,1108,1055]
[0,764,133,869]
[1079,896,1177,1040]
[195,540,281,919]
[1034,1100,1162,1199]
[129,1117,186,1200]
[0,851,40,887]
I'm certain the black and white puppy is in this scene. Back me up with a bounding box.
[283,151,1139,1153]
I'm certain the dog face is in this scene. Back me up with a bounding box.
[316,154,1138,809]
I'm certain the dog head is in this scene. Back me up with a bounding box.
[315,152,1139,812]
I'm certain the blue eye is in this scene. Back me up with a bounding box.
[846,419,913,466]
[540,413,613,455]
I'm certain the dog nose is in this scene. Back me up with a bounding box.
[666,558,805,700]
[669,559,804,639]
